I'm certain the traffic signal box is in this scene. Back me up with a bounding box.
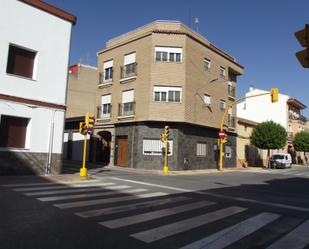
[295,24,309,68]
[270,88,279,103]
[85,112,95,128]
[79,122,87,135]
[164,126,170,139]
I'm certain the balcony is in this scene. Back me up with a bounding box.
[120,63,137,81]
[118,102,135,117]
[228,85,236,99]
[98,72,112,87]
[288,113,307,124]
[227,116,236,128]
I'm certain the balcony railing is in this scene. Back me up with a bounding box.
[97,105,111,119]
[120,63,137,79]
[227,116,236,128]
[118,102,135,116]
[288,113,307,124]
[228,85,236,98]
[287,132,294,142]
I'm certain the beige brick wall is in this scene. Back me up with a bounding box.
[96,21,244,128]
[66,65,98,118]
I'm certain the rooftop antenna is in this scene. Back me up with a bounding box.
[194,17,199,32]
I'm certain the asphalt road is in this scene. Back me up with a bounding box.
[1,165,309,249]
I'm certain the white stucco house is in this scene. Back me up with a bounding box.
[237,86,307,165]
[0,0,76,174]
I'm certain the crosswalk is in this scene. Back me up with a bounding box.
[256,167,309,178]
[3,179,309,248]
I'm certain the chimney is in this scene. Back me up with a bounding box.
[249,85,254,92]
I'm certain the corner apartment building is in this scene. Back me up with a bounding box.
[237,87,307,165]
[0,0,76,174]
[95,21,243,170]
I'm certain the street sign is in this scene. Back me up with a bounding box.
[218,130,226,139]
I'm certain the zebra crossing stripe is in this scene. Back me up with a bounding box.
[179,212,280,249]
[24,183,116,196]
[131,206,247,243]
[13,181,105,192]
[99,200,215,229]
[54,192,168,209]
[75,196,190,218]
[266,219,309,249]
[3,180,100,187]
[37,188,147,202]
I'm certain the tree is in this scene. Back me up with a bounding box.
[250,121,287,166]
[293,131,309,164]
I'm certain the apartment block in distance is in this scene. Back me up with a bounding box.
[95,21,243,170]
[0,0,76,174]
[63,64,98,162]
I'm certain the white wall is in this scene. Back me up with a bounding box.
[237,88,289,129]
[0,100,65,154]
[0,0,72,105]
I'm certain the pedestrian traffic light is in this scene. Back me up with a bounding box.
[295,24,309,68]
[270,88,279,103]
[79,122,87,135]
[85,112,95,128]
[164,126,170,139]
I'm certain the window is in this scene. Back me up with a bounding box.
[143,139,173,156]
[119,90,134,116]
[225,146,232,158]
[103,60,113,83]
[204,58,211,71]
[121,52,136,78]
[219,66,226,78]
[204,95,211,105]
[155,47,182,62]
[154,86,182,103]
[220,100,226,110]
[0,115,29,148]
[6,44,37,79]
[101,94,111,118]
[197,142,207,157]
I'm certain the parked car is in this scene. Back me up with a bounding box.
[269,153,292,169]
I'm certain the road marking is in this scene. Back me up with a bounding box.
[75,196,190,218]
[37,188,147,202]
[179,212,280,249]
[2,180,100,187]
[110,177,191,192]
[108,177,309,212]
[201,192,309,212]
[130,206,246,243]
[54,192,168,209]
[13,181,104,192]
[100,200,215,229]
[24,183,116,196]
[266,219,309,249]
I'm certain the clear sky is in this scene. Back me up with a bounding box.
[46,0,309,117]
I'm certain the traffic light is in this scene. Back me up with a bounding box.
[79,122,87,135]
[160,133,166,142]
[270,88,279,103]
[85,112,95,128]
[295,24,309,68]
[164,126,170,139]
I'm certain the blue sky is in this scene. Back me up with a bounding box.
[47,0,309,116]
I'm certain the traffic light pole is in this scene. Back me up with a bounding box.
[80,133,88,177]
[218,91,275,171]
[163,140,169,174]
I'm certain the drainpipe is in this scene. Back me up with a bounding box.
[45,109,55,175]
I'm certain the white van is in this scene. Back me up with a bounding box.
[269,153,292,169]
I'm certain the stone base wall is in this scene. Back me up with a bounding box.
[0,151,62,175]
[115,122,237,171]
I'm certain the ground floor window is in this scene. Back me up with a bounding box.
[0,115,29,148]
[142,139,173,156]
[225,145,232,158]
[197,142,207,157]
